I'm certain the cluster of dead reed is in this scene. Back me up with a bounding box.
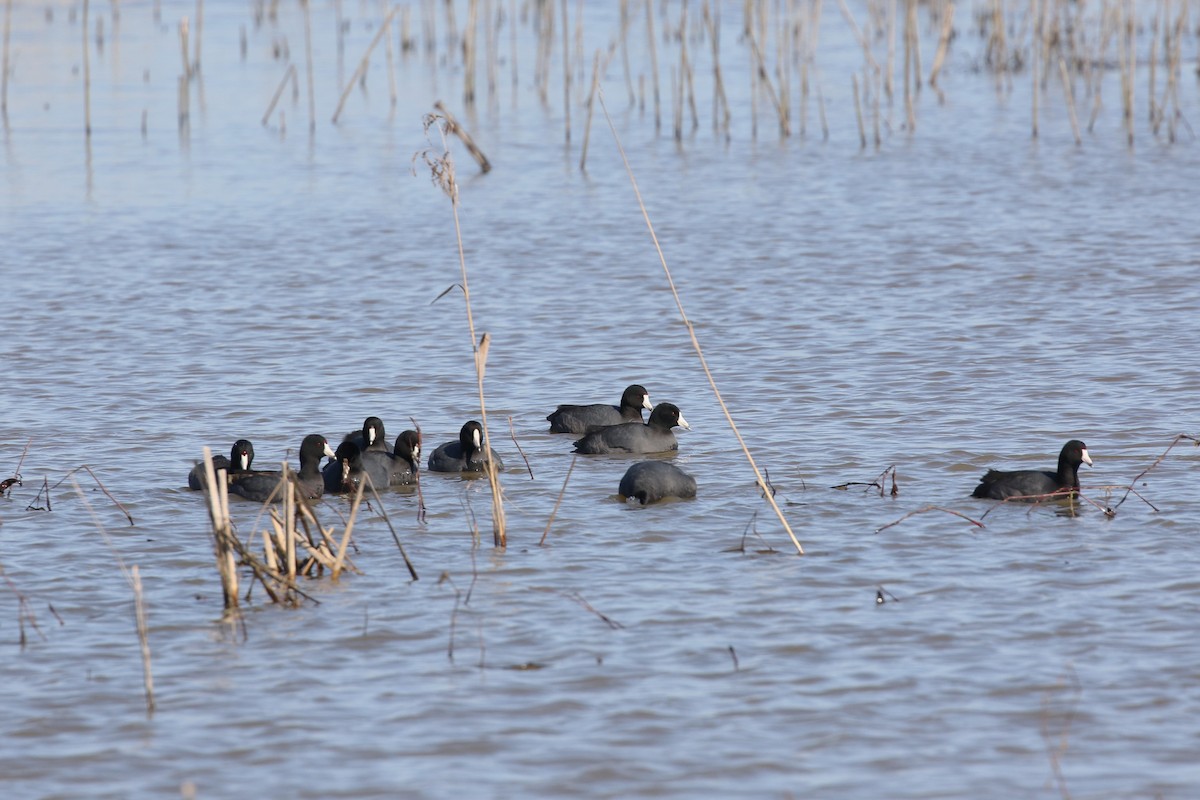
[198,447,417,614]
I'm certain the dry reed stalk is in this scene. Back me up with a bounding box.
[332,5,399,123]
[70,478,157,711]
[1058,56,1082,145]
[1120,0,1134,147]
[2,0,12,116]
[561,0,571,143]
[464,0,478,106]
[433,100,491,173]
[598,90,804,555]
[509,0,519,95]
[506,415,534,479]
[886,0,896,102]
[83,0,91,135]
[420,115,506,547]
[193,0,204,74]
[620,0,636,104]
[302,0,315,131]
[130,565,155,714]
[645,0,661,131]
[383,0,397,107]
[875,505,984,534]
[359,474,419,579]
[200,450,239,609]
[902,0,916,130]
[0,564,47,647]
[747,30,789,136]
[262,63,297,125]
[815,76,829,140]
[702,1,730,137]
[852,73,866,146]
[484,0,497,103]
[1148,0,1160,126]
[580,49,603,169]
[928,1,955,96]
[332,475,366,580]
[681,1,698,133]
[539,455,576,546]
[48,466,134,525]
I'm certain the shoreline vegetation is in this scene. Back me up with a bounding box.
[0,0,1193,150]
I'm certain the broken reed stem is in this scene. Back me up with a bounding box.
[747,30,788,136]
[928,1,955,92]
[506,415,534,479]
[560,0,570,143]
[433,100,492,172]
[579,49,603,170]
[83,0,91,135]
[302,0,315,131]
[331,5,398,123]
[852,73,866,147]
[598,89,803,555]
[332,473,366,580]
[48,466,134,525]
[2,0,12,116]
[645,0,661,131]
[70,477,157,711]
[539,455,576,546]
[875,505,985,534]
[201,449,239,610]
[1058,56,1082,145]
[130,565,155,714]
[262,63,297,125]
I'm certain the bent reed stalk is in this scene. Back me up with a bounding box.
[597,89,804,556]
[420,113,506,548]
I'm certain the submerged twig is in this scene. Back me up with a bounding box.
[539,455,576,546]
[1113,433,1199,510]
[507,415,534,479]
[875,505,985,534]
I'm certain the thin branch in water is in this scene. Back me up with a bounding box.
[728,645,739,671]
[507,415,534,479]
[0,562,47,646]
[597,88,802,555]
[832,464,897,497]
[540,455,576,546]
[49,465,134,525]
[552,588,624,629]
[876,584,901,604]
[1041,664,1081,800]
[875,505,985,534]
[1113,433,1199,510]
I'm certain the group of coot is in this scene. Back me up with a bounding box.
[547,384,698,505]
[189,384,1092,507]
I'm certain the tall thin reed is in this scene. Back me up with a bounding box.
[83,0,91,135]
[2,0,12,117]
[302,0,316,131]
[1058,56,1082,145]
[420,115,506,547]
[598,90,804,555]
[193,0,203,74]
[130,566,155,714]
[539,455,576,545]
[262,63,297,125]
[464,0,477,106]
[645,0,661,131]
[560,0,570,142]
[579,48,603,170]
[70,478,156,712]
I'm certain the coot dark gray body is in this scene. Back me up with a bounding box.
[428,421,504,473]
[573,403,689,455]
[618,461,697,504]
[229,434,336,502]
[547,384,652,434]
[188,439,255,490]
[971,440,1092,500]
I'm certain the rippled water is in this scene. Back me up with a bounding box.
[3,1,1200,797]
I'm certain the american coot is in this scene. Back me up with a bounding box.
[229,434,336,502]
[428,421,505,473]
[344,416,389,453]
[547,384,653,434]
[618,461,697,504]
[188,439,255,490]
[385,430,421,486]
[971,439,1092,500]
[323,441,363,494]
[573,403,690,455]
